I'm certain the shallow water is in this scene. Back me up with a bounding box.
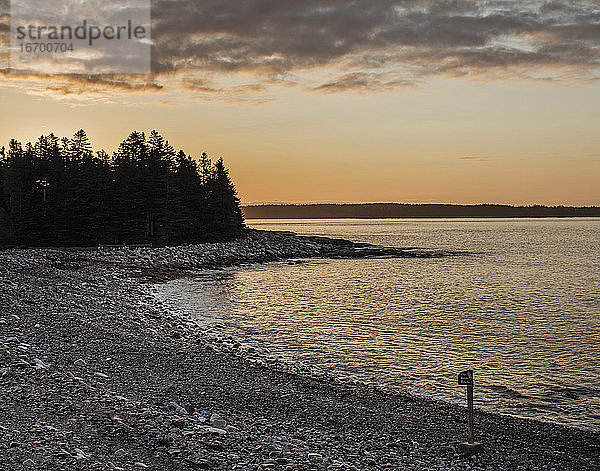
[157,218,600,430]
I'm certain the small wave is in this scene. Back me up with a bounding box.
[486,384,528,399]
[542,385,600,400]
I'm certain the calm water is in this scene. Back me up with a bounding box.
[157,218,600,430]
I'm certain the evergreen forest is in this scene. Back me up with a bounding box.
[0,130,245,246]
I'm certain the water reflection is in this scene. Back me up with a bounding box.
[157,218,600,430]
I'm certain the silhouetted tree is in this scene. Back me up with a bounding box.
[0,130,245,246]
[205,157,244,239]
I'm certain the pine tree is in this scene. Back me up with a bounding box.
[113,132,148,243]
[0,130,246,246]
[67,130,107,244]
[169,150,200,242]
[205,157,244,239]
[147,130,176,243]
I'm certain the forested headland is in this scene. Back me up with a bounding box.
[0,130,245,247]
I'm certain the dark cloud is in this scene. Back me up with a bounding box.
[150,0,600,92]
[311,72,418,93]
[0,0,8,39]
[2,0,599,97]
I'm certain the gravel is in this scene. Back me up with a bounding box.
[1,230,598,470]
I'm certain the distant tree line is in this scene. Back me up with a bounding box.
[0,130,245,246]
[243,203,600,219]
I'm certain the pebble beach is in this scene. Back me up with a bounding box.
[1,230,598,470]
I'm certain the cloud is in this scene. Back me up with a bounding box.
[1,0,599,99]
[457,156,490,162]
[150,0,600,91]
[180,77,272,103]
[311,72,419,93]
[0,69,163,95]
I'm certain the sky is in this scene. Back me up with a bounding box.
[1,0,599,205]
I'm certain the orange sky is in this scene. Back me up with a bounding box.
[1,1,599,206]
[1,78,599,206]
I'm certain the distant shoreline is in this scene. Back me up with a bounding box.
[243,203,600,219]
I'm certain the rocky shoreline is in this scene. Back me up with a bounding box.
[91,229,460,279]
[1,231,598,470]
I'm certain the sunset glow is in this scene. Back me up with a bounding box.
[1,1,599,205]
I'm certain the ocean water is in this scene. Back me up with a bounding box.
[157,218,600,431]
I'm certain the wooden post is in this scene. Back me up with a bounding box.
[467,384,474,444]
[457,369,483,455]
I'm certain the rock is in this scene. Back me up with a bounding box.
[23,459,35,468]
[134,462,149,468]
[113,448,126,458]
[93,372,109,379]
[74,448,88,460]
[193,412,207,423]
[184,458,210,468]
[211,418,227,428]
[203,426,227,435]
[168,401,188,416]
[33,358,47,370]
[171,417,187,428]
[74,359,87,367]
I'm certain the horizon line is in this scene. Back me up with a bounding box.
[242,202,600,208]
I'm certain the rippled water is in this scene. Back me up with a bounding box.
[157,218,600,430]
